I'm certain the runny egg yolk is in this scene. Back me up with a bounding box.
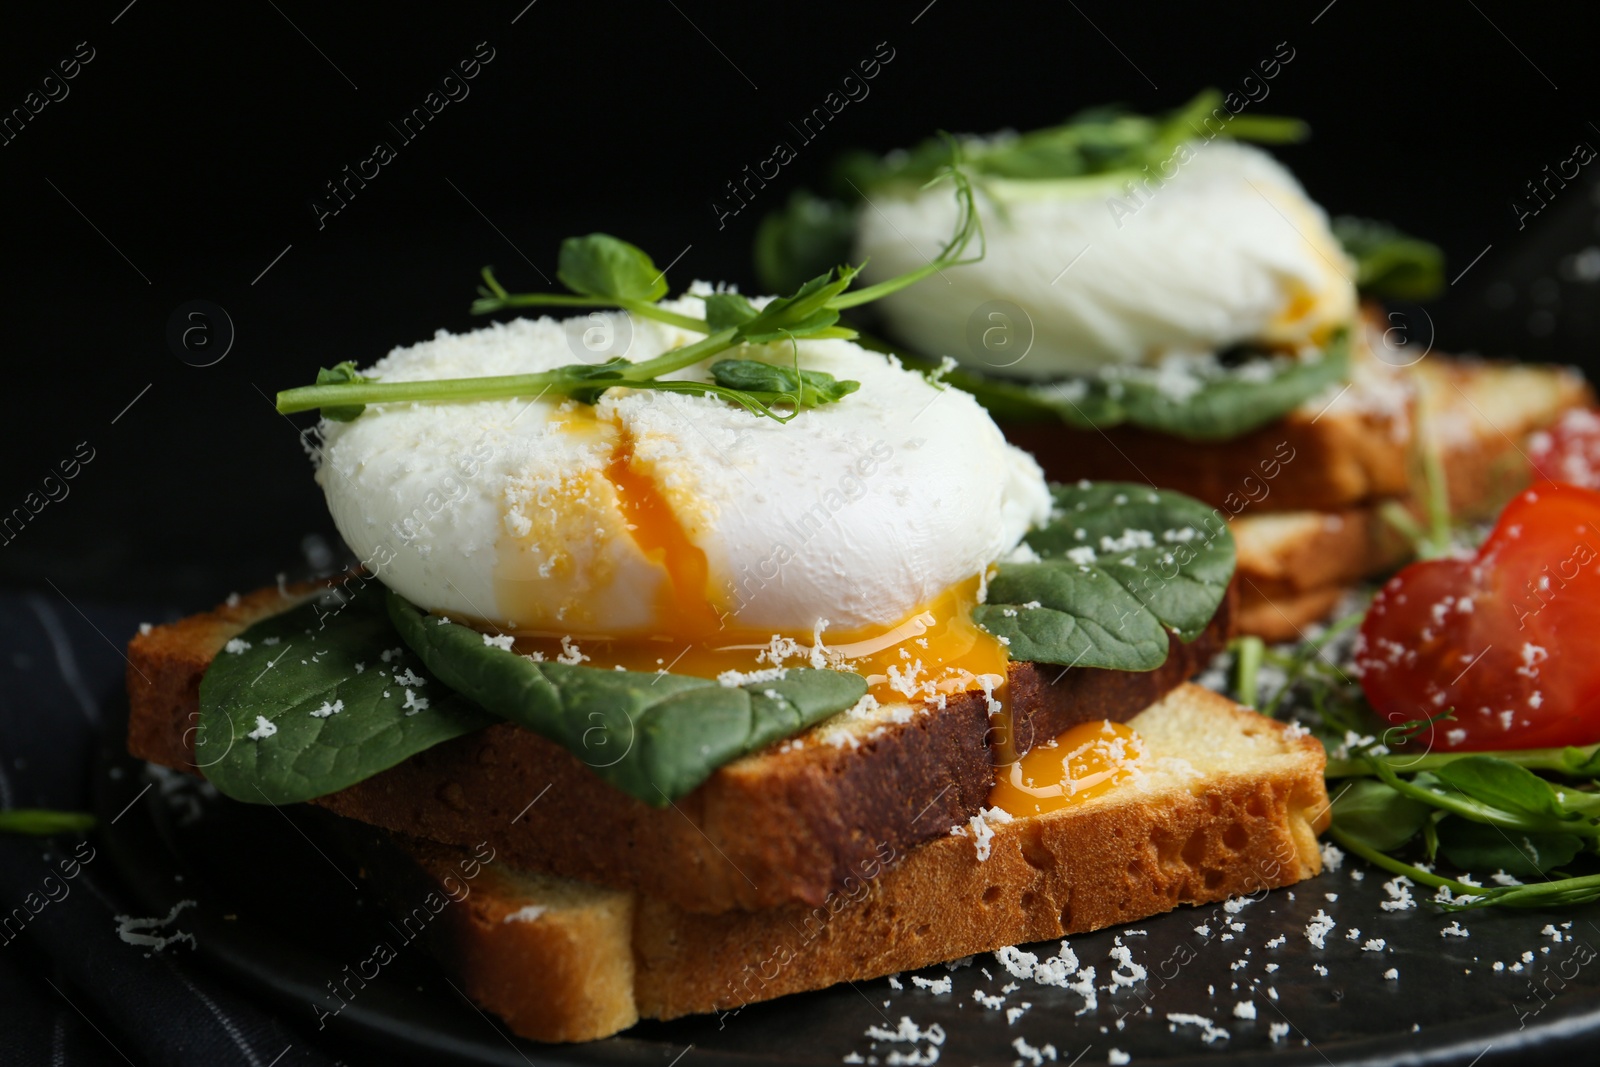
[986,720,1146,817]
[494,416,1011,716]
[603,441,721,640]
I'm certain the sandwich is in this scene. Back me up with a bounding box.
[124,187,1329,1043]
[755,90,1590,640]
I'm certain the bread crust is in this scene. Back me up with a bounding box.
[1235,583,1347,644]
[387,685,1329,1039]
[1410,355,1592,519]
[1232,507,1410,596]
[342,829,640,1043]
[1007,395,1413,514]
[126,581,1233,914]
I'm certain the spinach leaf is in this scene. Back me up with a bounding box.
[1332,216,1445,301]
[556,233,669,304]
[1330,779,1434,852]
[972,481,1234,670]
[387,593,866,805]
[942,334,1351,441]
[1436,817,1584,879]
[197,587,496,805]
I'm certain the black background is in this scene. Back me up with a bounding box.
[3,0,1598,611]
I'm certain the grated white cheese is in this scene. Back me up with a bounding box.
[1380,876,1416,912]
[717,665,789,688]
[955,806,1014,862]
[1304,910,1336,949]
[1011,1036,1057,1066]
[114,900,197,954]
[1107,943,1146,988]
[1166,1013,1230,1044]
[864,1017,946,1046]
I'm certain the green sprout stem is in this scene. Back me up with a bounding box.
[1326,743,1600,780]
[278,155,980,423]
[1363,753,1597,838]
[1233,635,1264,710]
[0,809,96,835]
[1328,825,1481,896]
[471,284,710,333]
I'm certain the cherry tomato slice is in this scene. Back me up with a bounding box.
[1529,408,1600,489]
[1356,481,1600,750]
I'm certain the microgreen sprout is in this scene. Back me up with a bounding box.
[277,157,980,424]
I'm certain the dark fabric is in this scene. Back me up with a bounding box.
[0,594,346,1067]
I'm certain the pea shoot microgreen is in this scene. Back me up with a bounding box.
[1233,611,1600,910]
[277,157,980,424]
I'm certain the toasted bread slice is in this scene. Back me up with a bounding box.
[370,684,1327,1042]
[1006,341,1418,514]
[1223,360,1590,640]
[1235,582,1348,644]
[1231,507,1409,596]
[127,581,1233,914]
[1007,341,1587,523]
[1229,507,1402,641]
[1410,354,1590,519]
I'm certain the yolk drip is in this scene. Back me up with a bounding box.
[494,413,1013,728]
[604,443,721,640]
[987,720,1145,817]
[510,572,1011,716]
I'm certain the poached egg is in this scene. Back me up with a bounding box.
[314,289,1051,704]
[856,141,1356,377]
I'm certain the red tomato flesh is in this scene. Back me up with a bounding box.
[1356,481,1600,750]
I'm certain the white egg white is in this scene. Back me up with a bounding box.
[856,141,1357,377]
[314,289,1051,637]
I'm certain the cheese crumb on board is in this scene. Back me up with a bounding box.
[1304,910,1336,949]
